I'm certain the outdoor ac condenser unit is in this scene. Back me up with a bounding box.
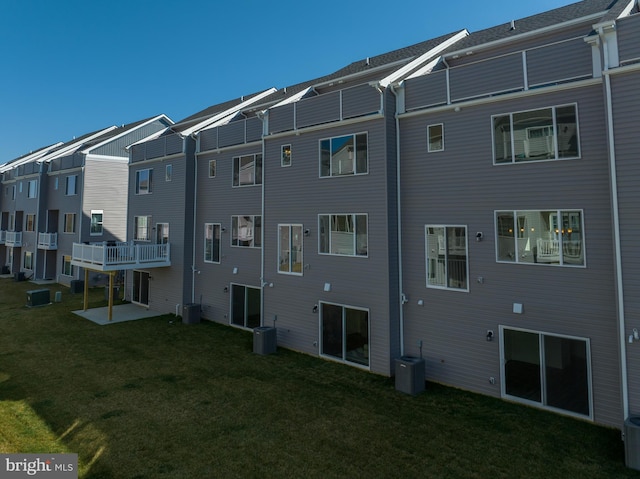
[26,289,50,307]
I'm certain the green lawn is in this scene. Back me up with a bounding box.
[0,279,638,478]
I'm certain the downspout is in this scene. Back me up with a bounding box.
[33,165,42,280]
[77,164,85,280]
[191,135,198,304]
[389,82,405,357]
[601,25,629,421]
[259,112,266,326]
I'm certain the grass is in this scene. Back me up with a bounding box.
[0,279,639,478]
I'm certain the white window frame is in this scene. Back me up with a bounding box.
[24,251,33,270]
[232,153,262,187]
[209,160,216,178]
[492,103,580,164]
[319,301,370,369]
[62,255,74,277]
[318,214,368,257]
[63,213,76,234]
[204,223,221,263]
[27,179,37,198]
[165,164,172,182]
[134,215,151,241]
[65,175,77,196]
[135,169,153,195]
[156,222,169,245]
[278,224,303,275]
[319,132,368,177]
[231,215,261,248]
[425,225,469,292]
[427,123,444,152]
[495,209,585,267]
[54,177,59,190]
[90,210,103,236]
[281,144,292,167]
[25,214,36,232]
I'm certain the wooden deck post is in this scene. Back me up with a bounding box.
[108,271,114,322]
[83,269,89,311]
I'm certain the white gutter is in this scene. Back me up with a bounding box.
[600,23,629,421]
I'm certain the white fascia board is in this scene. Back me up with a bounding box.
[80,114,173,155]
[405,57,444,81]
[379,30,468,88]
[269,87,313,109]
[443,11,607,60]
[181,87,278,137]
[37,126,118,163]
[125,127,169,150]
[617,0,638,19]
[0,142,64,172]
[197,112,243,134]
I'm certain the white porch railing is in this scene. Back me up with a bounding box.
[38,232,58,250]
[5,231,22,247]
[71,241,170,271]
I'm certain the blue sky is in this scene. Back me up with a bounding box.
[0,0,577,162]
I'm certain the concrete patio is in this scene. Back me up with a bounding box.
[73,303,165,325]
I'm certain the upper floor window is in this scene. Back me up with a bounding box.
[66,175,77,195]
[281,144,292,167]
[233,154,262,187]
[209,160,216,178]
[11,185,16,200]
[156,223,169,245]
[493,104,579,164]
[426,226,468,291]
[90,211,103,235]
[496,210,584,266]
[204,223,221,263]
[165,164,172,182]
[25,214,36,232]
[231,215,261,248]
[63,213,76,233]
[54,177,59,190]
[136,169,153,195]
[278,224,303,275]
[320,133,368,177]
[427,124,444,152]
[319,214,367,257]
[27,179,37,198]
[134,216,151,241]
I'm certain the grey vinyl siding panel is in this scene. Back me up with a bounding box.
[296,91,341,128]
[194,145,263,325]
[405,71,448,111]
[617,14,640,64]
[399,85,621,426]
[610,70,640,414]
[342,84,380,119]
[268,104,295,134]
[91,119,170,157]
[127,154,189,312]
[449,53,524,101]
[260,118,394,375]
[131,133,183,162]
[49,154,84,172]
[217,121,245,148]
[245,116,262,143]
[199,128,218,152]
[81,158,128,242]
[526,37,593,86]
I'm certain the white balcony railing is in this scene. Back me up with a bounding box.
[5,231,22,247]
[71,241,170,271]
[38,232,58,250]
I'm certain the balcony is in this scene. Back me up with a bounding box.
[5,231,22,247]
[71,241,170,272]
[38,232,58,250]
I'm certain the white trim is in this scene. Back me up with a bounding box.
[270,87,313,109]
[203,223,221,264]
[318,301,371,370]
[424,225,469,292]
[37,127,118,163]
[277,223,303,276]
[80,114,173,154]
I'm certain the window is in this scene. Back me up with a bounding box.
[278,224,303,274]
[204,223,221,263]
[27,179,37,198]
[11,185,15,200]
[63,213,76,233]
[320,302,369,367]
[165,164,172,182]
[66,175,77,195]
[62,255,74,276]
[281,144,292,167]
[320,133,368,177]
[496,210,584,266]
[319,214,367,257]
[156,223,169,245]
[501,327,591,418]
[25,214,36,232]
[135,169,153,194]
[209,160,216,178]
[427,124,444,152]
[19,182,22,193]
[231,215,261,248]
[233,154,262,186]
[24,251,33,270]
[134,216,151,241]
[231,284,261,329]
[90,211,103,235]
[493,104,579,164]
[426,226,468,290]
[54,177,59,190]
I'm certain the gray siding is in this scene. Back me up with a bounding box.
[450,52,524,101]
[268,103,295,134]
[526,37,593,86]
[91,119,171,157]
[296,91,341,128]
[399,85,621,426]
[405,70,448,111]
[610,70,640,416]
[617,14,640,64]
[131,133,183,162]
